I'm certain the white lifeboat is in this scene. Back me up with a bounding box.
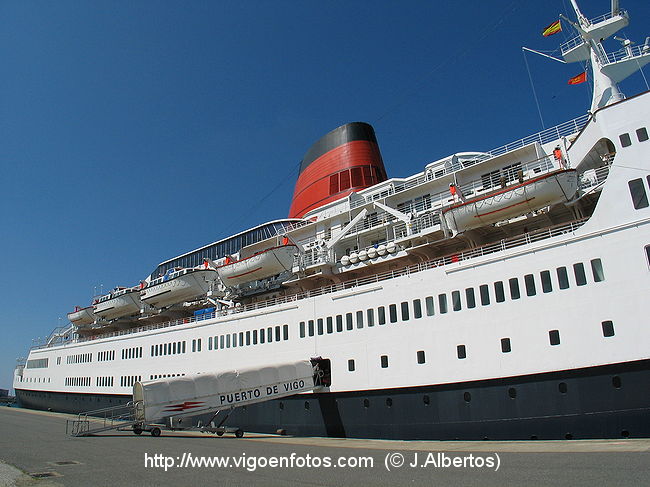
[140,268,219,308]
[442,169,578,234]
[216,244,297,287]
[67,306,96,326]
[93,286,142,320]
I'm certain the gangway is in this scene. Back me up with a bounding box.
[66,358,331,437]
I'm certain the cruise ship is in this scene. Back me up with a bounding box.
[14,2,650,440]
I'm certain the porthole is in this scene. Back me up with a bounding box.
[423,395,430,406]
[558,382,568,394]
[386,398,393,408]
[279,401,284,410]
[463,391,471,402]
[508,387,517,399]
[304,401,310,410]
[612,376,622,389]
[363,398,370,408]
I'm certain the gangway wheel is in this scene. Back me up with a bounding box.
[150,427,161,437]
[235,429,244,438]
[133,426,143,435]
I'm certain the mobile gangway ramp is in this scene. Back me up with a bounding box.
[66,358,331,438]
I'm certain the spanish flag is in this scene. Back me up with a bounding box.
[568,72,587,85]
[542,20,562,37]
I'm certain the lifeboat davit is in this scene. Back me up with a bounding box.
[93,286,142,320]
[443,169,578,234]
[67,305,96,326]
[217,244,297,287]
[140,268,218,308]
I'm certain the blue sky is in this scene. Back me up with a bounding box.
[1,0,649,391]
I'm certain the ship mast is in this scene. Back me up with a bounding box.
[561,0,650,111]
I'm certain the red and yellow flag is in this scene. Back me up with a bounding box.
[542,20,562,37]
[568,72,587,85]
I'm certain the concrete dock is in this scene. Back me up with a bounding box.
[1,406,649,486]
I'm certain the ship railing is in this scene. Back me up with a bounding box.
[602,44,648,65]
[560,35,586,55]
[579,163,612,190]
[350,115,589,211]
[62,217,589,346]
[587,10,626,26]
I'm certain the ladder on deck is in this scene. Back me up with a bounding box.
[66,401,141,437]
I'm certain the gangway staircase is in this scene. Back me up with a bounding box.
[66,401,141,437]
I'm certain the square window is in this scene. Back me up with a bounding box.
[457,345,467,359]
[636,127,648,142]
[336,315,344,332]
[602,320,615,337]
[401,302,410,321]
[380,355,389,368]
[389,304,398,323]
[501,338,512,353]
[509,278,520,299]
[465,288,476,308]
[299,321,305,338]
[591,258,605,282]
[479,284,490,305]
[356,311,363,329]
[308,320,315,336]
[413,299,422,318]
[318,318,324,335]
[378,307,386,325]
[573,262,587,286]
[366,309,375,327]
[417,350,426,364]
[452,290,462,311]
[524,274,536,296]
[348,359,355,372]
[541,270,553,293]
[494,281,505,302]
[628,178,649,209]
[438,294,448,314]
[620,133,632,147]
[425,296,435,316]
[549,329,560,346]
[346,313,354,330]
[557,267,570,289]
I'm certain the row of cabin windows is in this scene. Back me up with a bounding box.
[120,375,141,387]
[628,176,650,210]
[347,321,617,370]
[65,377,90,387]
[299,259,604,338]
[149,373,185,380]
[97,351,115,361]
[329,165,381,196]
[122,347,142,360]
[619,127,648,148]
[67,353,92,364]
[151,341,187,357]
[457,321,616,359]
[15,376,51,383]
[96,376,114,387]
[207,325,289,351]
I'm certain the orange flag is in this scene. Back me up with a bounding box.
[568,72,587,85]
